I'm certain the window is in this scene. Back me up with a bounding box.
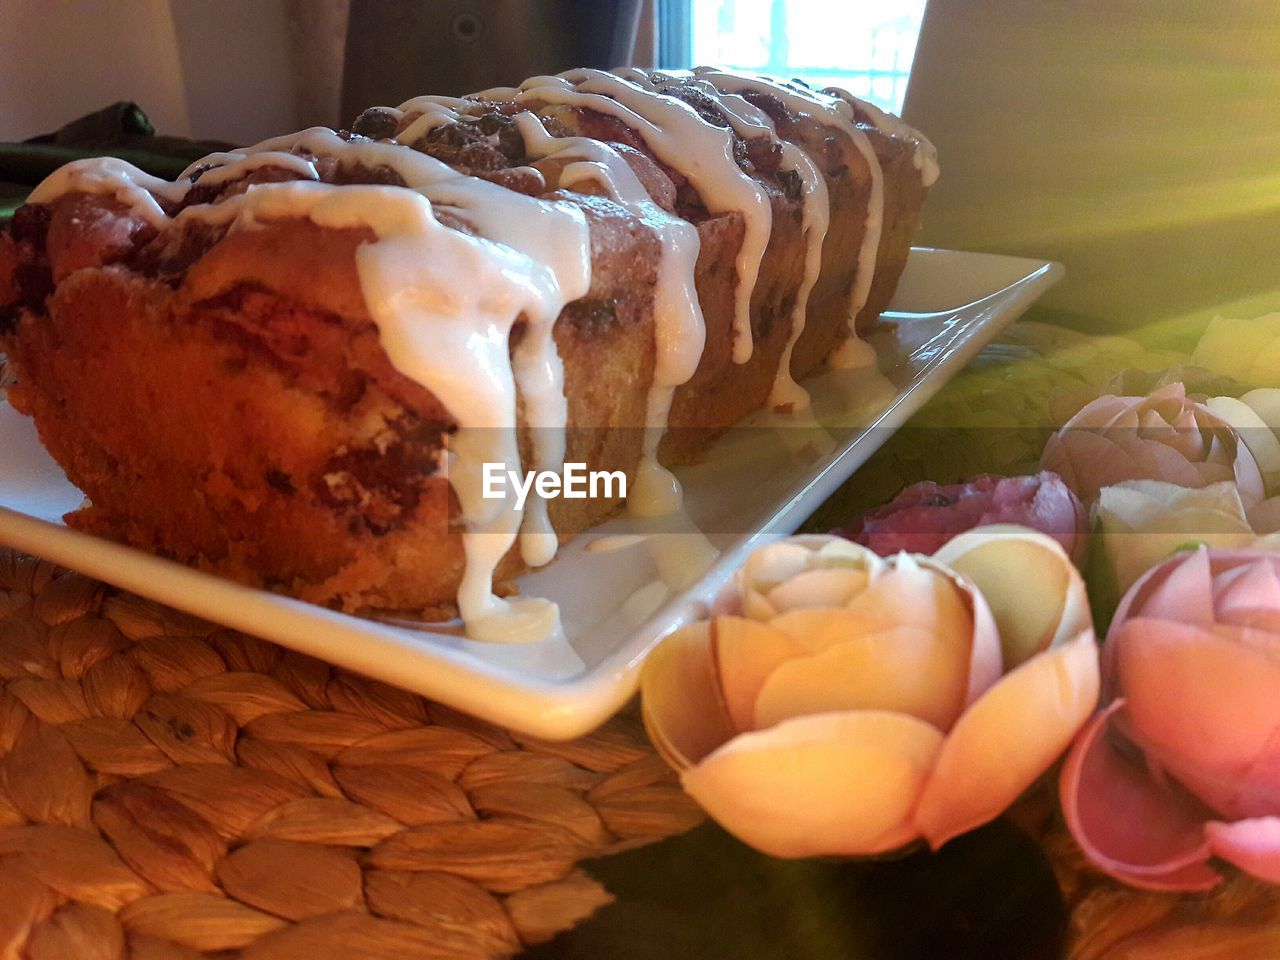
[662,0,927,115]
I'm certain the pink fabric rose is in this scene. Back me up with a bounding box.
[837,472,1088,564]
[1062,548,1280,890]
[1042,382,1264,505]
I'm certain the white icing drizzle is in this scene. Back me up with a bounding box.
[397,109,459,144]
[507,111,704,518]
[184,150,321,187]
[392,93,708,517]
[619,69,829,411]
[393,95,468,144]
[232,179,576,644]
[36,127,594,643]
[482,69,772,366]
[211,129,589,584]
[383,96,701,524]
[828,333,879,369]
[690,68,883,332]
[29,157,187,227]
[399,94,474,113]
[821,87,940,188]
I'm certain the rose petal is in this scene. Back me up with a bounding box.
[1115,616,1280,779]
[1105,504,1255,544]
[934,525,1089,667]
[1039,432,1086,497]
[743,589,778,621]
[1113,545,1216,631]
[1231,442,1268,503]
[1237,745,1280,819]
[1128,435,1220,489]
[766,606,891,652]
[682,711,943,858]
[641,621,736,770]
[1248,499,1280,534]
[1099,479,1249,528]
[1134,732,1280,822]
[752,624,969,732]
[844,553,972,656]
[1205,622,1280,662]
[1207,396,1280,491]
[1206,818,1280,882]
[989,474,1086,563]
[1074,395,1133,429]
[1060,700,1221,891]
[739,542,814,590]
[914,631,1100,848]
[961,581,1005,704]
[765,567,870,612]
[1147,381,1192,411]
[1043,431,1153,502]
[811,537,880,565]
[1096,482,1256,597]
[1242,388,1280,427]
[735,537,880,621]
[1157,409,1209,460]
[712,615,809,732]
[1212,555,1280,627]
[843,553,1003,704]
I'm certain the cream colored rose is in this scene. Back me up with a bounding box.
[642,530,1099,858]
[1206,391,1280,492]
[1095,481,1259,596]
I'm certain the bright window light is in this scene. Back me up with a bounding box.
[686,0,927,114]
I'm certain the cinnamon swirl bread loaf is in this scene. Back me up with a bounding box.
[0,69,936,639]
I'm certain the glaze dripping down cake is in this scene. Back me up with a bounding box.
[0,68,937,639]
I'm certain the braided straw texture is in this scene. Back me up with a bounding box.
[4,546,1280,959]
[0,549,702,959]
[1011,781,1280,960]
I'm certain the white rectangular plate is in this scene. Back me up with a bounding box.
[0,248,1061,739]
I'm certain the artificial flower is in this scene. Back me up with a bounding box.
[836,472,1087,564]
[1041,382,1264,505]
[643,531,1098,858]
[1192,312,1280,388]
[1093,481,1258,597]
[1062,548,1280,890]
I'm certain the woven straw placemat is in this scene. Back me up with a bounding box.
[3,546,1280,960]
[0,549,702,959]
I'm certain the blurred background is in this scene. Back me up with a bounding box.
[3,0,1280,337]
